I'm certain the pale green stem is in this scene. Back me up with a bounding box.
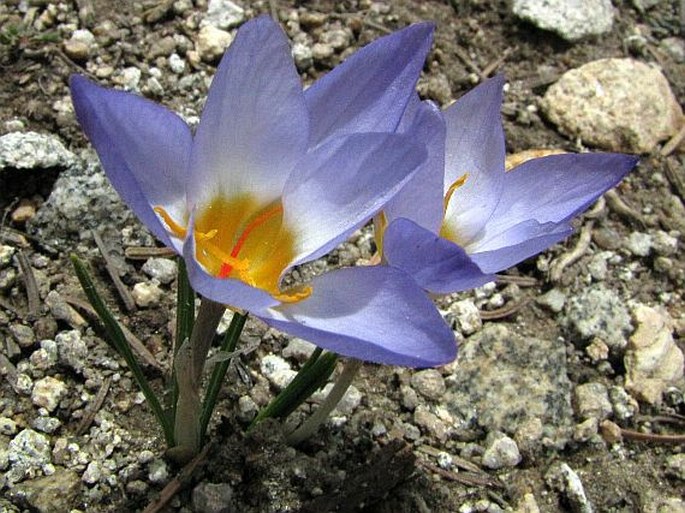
[170,298,225,462]
[286,358,362,445]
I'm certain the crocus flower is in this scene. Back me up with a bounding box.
[382,75,639,294]
[70,16,457,366]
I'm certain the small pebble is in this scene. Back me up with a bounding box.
[131,280,163,307]
[411,369,446,401]
[482,432,521,469]
[31,376,68,413]
[142,257,177,285]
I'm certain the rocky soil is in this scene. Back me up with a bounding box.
[1,0,684,512]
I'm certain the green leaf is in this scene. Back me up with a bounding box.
[70,254,174,445]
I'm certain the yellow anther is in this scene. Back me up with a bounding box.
[154,206,187,239]
[195,229,218,241]
[443,173,469,214]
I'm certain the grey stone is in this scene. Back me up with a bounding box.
[31,376,67,412]
[0,132,75,170]
[131,280,163,307]
[573,417,599,442]
[660,37,685,63]
[8,469,81,513]
[537,288,567,313]
[587,253,609,281]
[63,29,97,60]
[573,382,612,420]
[541,58,683,153]
[0,245,15,267]
[10,323,36,348]
[116,67,142,91]
[169,53,186,74]
[563,284,632,352]
[282,338,316,362]
[445,324,573,442]
[446,299,482,335]
[320,28,351,50]
[31,416,61,434]
[625,232,652,257]
[608,386,639,421]
[192,482,234,513]
[203,0,245,30]
[0,417,17,436]
[7,429,52,484]
[411,369,446,401]
[651,231,678,256]
[512,0,614,42]
[237,395,258,423]
[292,41,313,71]
[312,42,334,61]
[44,291,86,327]
[55,330,88,373]
[30,340,58,370]
[148,458,169,484]
[413,405,450,441]
[546,462,593,513]
[142,257,177,285]
[82,461,102,484]
[482,431,522,469]
[260,354,296,390]
[624,304,684,405]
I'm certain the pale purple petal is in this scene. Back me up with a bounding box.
[442,75,506,245]
[283,133,427,266]
[384,218,495,293]
[256,266,456,367]
[470,220,573,273]
[70,75,191,250]
[182,233,280,311]
[482,153,638,237]
[384,97,446,234]
[305,22,434,146]
[189,16,308,207]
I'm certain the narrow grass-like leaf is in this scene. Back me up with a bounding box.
[200,310,248,439]
[70,254,174,445]
[250,350,338,428]
[170,258,195,418]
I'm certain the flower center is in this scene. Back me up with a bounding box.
[156,196,311,303]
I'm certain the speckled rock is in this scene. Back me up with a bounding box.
[7,429,52,484]
[131,280,163,308]
[665,454,685,481]
[202,0,245,30]
[141,257,177,285]
[411,369,446,401]
[541,58,683,153]
[0,132,75,170]
[562,284,632,352]
[192,481,235,513]
[536,288,567,313]
[445,324,573,443]
[282,338,316,362]
[446,299,482,335]
[624,304,684,405]
[512,0,614,42]
[260,354,296,390]
[31,376,67,412]
[63,29,97,60]
[55,330,88,373]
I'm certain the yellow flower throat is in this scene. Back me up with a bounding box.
[155,195,311,303]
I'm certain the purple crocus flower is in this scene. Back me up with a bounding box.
[383,75,639,294]
[70,16,456,367]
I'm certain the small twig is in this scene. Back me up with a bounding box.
[454,44,485,80]
[417,459,502,489]
[92,231,136,313]
[605,189,646,229]
[481,46,515,78]
[479,297,532,320]
[75,375,112,435]
[143,442,213,513]
[620,427,685,444]
[124,246,176,260]
[660,122,685,157]
[64,296,164,372]
[495,274,538,287]
[267,0,278,21]
[16,250,40,317]
[548,220,594,283]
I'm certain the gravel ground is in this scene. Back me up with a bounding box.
[0,1,684,512]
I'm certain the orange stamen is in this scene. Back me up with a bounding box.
[154,206,187,239]
[443,173,469,214]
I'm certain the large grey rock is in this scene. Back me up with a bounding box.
[541,58,683,153]
[512,0,614,42]
[7,469,81,513]
[6,429,52,484]
[0,132,75,170]
[445,324,573,443]
[202,0,245,30]
[562,284,632,352]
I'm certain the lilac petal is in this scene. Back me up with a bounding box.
[304,22,434,146]
[470,220,573,273]
[256,266,456,367]
[483,153,638,237]
[283,133,427,266]
[384,97,446,234]
[70,75,191,250]
[189,16,308,207]
[442,75,506,245]
[384,218,495,293]
[182,232,280,311]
